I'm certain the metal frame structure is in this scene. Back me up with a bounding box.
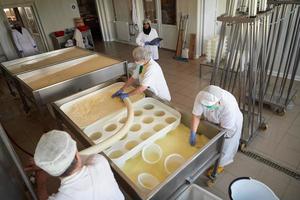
[210,0,271,146]
[0,47,95,112]
[51,80,226,200]
[210,0,300,145]
[263,3,300,114]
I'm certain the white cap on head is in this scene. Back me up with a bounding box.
[199,85,223,106]
[143,18,151,25]
[34,130,77,176]
[132,46,152,62]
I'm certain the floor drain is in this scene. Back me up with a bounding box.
[240,150,300,180]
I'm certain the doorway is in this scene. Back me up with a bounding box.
[143,0,177,50]
[3,6,47,54]
[77,0,103,43]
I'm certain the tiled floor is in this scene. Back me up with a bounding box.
[0,41,300,199]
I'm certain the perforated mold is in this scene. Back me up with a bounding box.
[83,98,181,167]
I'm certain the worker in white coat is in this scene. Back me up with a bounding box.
[12,22,38,57]
[190,85,243,175]
[27,130,124,200]
[112,47,171,101]
[136,19,159,60]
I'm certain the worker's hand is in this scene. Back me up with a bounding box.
[112,89,123,98]
[119,92,129,100]
[144,41,150,45]
[189,130,196,146]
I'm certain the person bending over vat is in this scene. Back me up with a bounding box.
[190,85,243,176]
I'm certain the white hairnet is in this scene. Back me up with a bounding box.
[199,85,223,106]
[34,130,77,176]
[132,47,152,62]
[143,18,151,26]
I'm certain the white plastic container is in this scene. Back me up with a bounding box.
[138,173,160,190]
[142,143,162,164]
[84,98,181,167]
[164,154,185,174]
[176,184,222,200]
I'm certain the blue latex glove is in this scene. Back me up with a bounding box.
[144,41,150,45]
[189,130,196,146]
[119,92,129,100]
[112,89,123,98]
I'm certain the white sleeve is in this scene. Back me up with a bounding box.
[136,32,144,46]
[12,31,22,51]
[192,93,204,116]
[152,29,159,38]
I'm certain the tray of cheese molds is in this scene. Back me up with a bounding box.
[83,97,181,167]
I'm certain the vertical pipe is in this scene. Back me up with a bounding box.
[210,23,226,85]
[249,0,258,17]
[240,0,249,13]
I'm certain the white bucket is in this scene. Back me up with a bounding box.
[138,173,160,190]
[142,143,162,164]
[164,154,185,174]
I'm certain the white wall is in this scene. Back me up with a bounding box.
[35,0,80,50]
[202,0,226,53]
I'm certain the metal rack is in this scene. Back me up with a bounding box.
[262,3,300,115]
[210,1,271,146]
[210,0,300,145]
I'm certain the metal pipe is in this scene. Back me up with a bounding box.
[249,0,258,17]
[265,5,285,96]
[211,23,226,85]
[270,5,295,102]
[278,6,300,101]
[240,0,249,13]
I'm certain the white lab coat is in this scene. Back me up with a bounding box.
[73,28,85,48]
[193,88,243,167]
[12,28,38,57]
[132,58,171,101]
[136,28,159,60]
[48,154,124,200]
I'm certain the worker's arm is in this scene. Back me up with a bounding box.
[121,77,136,90]
[36,170,49,200]
[128,85,147,96]
[112,77,136,98]
[191,114,200,133]
[24,161,49,200]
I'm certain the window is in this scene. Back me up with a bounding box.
[161,0,176,25]
[143,0,157,23]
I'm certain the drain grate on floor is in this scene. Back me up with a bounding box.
[240,150,300,180]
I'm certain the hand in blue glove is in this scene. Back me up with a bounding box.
[119,92,129,100]
[112,89,123,98]
[189,130,196,146]
[144,41,150,45]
